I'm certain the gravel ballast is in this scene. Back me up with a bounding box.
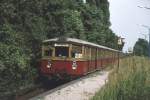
[36,71,109,100]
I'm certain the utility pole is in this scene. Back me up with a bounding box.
[142,25,150,57]
[148,28,150,57]
[117,36,123,72]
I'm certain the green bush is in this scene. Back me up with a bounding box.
[0,25,37,99]
[0,0,123,99]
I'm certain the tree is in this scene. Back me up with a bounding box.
[0,24,37,99]
[133,38,149,56]
[0,0,123,99]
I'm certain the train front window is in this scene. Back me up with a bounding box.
[44,49,52,57]
[55,47,69,57]
[71,45,82,58]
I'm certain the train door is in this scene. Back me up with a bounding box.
[101,49,104,68]
[98,49,102,69]
[90,48,93,72]
[95,48,98,70]
[84,46,90,73]
[94,48,97,70]
[86,47,92,72]
[91,48,97,71]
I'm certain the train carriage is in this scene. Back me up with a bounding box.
[40,37,119,80]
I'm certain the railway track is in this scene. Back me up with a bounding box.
[15,79,69,100]
[14,70,104,100]
[30,70,104,100]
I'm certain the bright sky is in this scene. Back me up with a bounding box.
[108,0,150,52]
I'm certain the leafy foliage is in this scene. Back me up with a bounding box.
[133,38,149,56]
[0,0,122,99]
[0,24,37,99]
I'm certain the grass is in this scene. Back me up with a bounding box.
[92,56,150,100]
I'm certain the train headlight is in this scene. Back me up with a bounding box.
[72,61,77,70]
[46,64,51,68]
[46,61,51,69]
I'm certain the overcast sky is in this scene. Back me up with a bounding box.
[108,0,150,52]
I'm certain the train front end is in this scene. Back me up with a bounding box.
[40,38,86,80]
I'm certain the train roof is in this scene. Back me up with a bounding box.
[43,38,120,52]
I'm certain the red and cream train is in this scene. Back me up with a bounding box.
[40,37,120,80]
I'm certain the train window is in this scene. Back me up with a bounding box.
[91,48,96,60]
[102,50,105,58]
[98,49,101,58]
[106,51,109,58]
[105,51,107,57]
[84,46,90,59]
[72,45,82,58]
[44,49,52,56]
[55,47,69,57]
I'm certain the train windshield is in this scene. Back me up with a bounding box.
[71,45,82,58]
[55,47,69,57]
[44,49,52,56]
[54,43,69,57]
[42,42,53,57]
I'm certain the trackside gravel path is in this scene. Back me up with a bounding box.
[32,71,109,100]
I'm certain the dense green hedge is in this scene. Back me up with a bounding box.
[0,0,123,99]
[0,24,37,99]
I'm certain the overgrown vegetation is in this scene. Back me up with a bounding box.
[92,57,150,100]
[0,0,124,99]
[133,38,149,56]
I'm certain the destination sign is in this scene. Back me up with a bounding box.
[54,43,69,47]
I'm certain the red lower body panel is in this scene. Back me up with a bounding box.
[40,58,116,79]
[40,60,87,78]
